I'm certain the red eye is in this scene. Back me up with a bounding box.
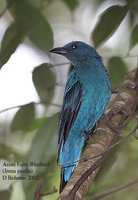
[72,44,77,49]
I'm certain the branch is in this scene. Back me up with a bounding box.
[34,181,57,200]
[89,178,138,200]
[57,68,138,200]
[0,101,61,114]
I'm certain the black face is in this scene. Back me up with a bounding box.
[49,42,78,55]
[49,41,101,63]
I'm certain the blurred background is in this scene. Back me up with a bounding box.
[0,0,138,199]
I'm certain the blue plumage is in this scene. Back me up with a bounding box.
[50,41,111,192]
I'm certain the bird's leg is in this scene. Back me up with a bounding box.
[112,88,119,94]
[81,130,91,140]
[82,124,97,141]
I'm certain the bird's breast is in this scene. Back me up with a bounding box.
[74,61,111,95]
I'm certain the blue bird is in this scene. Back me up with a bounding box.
[50,41,111,192]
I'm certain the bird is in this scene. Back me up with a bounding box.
[49,41,111,193]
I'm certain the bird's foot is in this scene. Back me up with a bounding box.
[82,130,91,140]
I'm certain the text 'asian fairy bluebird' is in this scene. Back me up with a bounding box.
[50,41,111,192]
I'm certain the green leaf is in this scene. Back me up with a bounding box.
[7,0,53,52]
[0,190,11,200]
[62,0,78,10]
[32,63,56,104]
[27,113,59,162]
[0,0,8,17]
[129,24,138,50]
[0,144,23,160]
[29,117,47,131]
[126,0,138,14]
[11,103,35,132]
[108,57,128,90]
[0,23,25,68]
[92,5,128,47]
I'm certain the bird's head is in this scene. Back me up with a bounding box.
[49,41,101,64]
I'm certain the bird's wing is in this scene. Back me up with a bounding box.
[58,71,83,160]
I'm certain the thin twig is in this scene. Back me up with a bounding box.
[34,181,57,200]
[40,187,57,196]
[103,54,138,59]
[50,54,138,68]
[34,181,43,200]
[0,101,61,114]
[89,178,138,200]
[49,62,70,67]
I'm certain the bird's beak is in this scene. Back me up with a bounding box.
[49,47,67,55]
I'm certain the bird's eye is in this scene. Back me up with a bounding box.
[71,44,77,49]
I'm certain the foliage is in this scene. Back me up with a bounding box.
[11,103,35,132]
[130,24,138,50]
[92,5,128,48]
[0,0,138,200]
[108,57,128,90]
[32,64,56,104]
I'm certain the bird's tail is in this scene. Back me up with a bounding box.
[60,165,75,193]
[59,136,85,193]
